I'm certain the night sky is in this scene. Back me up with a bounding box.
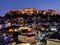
[0,0,60,16]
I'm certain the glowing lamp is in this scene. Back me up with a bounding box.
[41,28,45,31]
[27,28,31,32]
[8,28,13,32]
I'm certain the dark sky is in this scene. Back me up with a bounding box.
[0,0,60,16]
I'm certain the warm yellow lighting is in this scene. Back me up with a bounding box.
[21,43,30,45]
[41,28,45,30]
[8,28,13,32]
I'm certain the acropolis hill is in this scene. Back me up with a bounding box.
[4,8,60,17]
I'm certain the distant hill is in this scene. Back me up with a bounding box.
[4,8,60,18]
